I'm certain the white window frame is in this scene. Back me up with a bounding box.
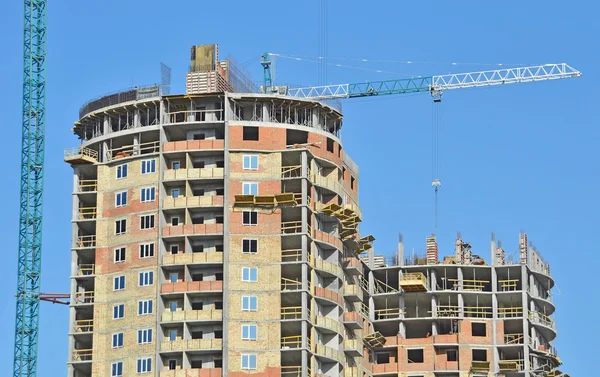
[113,304,124,320]
[241,354,257,370]
[112,332,124,348]
[170,244,179,254]
[241,324,258,341]
[141,159,156,174]
[242,296,258,311]
[171,216,180,226]
[139,271,154,287]
[138,300,153,316]
[114,247,126,263]
[140,187,156,203]
[139,243,155,258]
[242,239,258,254]
[115,219,126,235]
[112,361,124,377]
[242,182,259,196]
[243,155,258,170]
[242,211,258,226]
[137,328,153,345]
[137,357,152,373]
[140,214,155,230]
[115,191,127,207]
[116,164,128,179]
[113,275,125,291]
[242,267,258,282]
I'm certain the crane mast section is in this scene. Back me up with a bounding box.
[14,1,47,376]
[286,63,581,100]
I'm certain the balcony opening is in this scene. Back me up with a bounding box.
[215,273,223,281]
[376,352,389,364]
[193,133,206,140]
[192,217,205,225]
[243,126,259,141]
[407,349,424,363]
[214,359,223,368]
[193,244,204,253]
[215,301,223,310]
[191,273,204,282]
[168,359,177,370]
[191,330,203,339]
[472,349,487,362]
[216,216,224,224]
[216,160,224,168]
[326,138,334,153]
[215,244,224,252]
[193,161,205,169]
[286,129,308,146]
[216,188,224,195]
[351,176,356,190]
[191,360,203,369]
[171,217,180,226]
[215,330,223,339]
[193,188,205,196]
[192,302,204,310]
[472,322,487,337]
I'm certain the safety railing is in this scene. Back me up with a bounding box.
[464,306,493,318]
[107,140,160,161]
[74,235,96,248]
[281,306,308,320]
[281,335,304,349]
[74,291,94,304]
[529,310,555,329]
[498,306,523,318]
[504,333,524,344]
[358,275,369,292]
[281,277,309,291]
[435,305,460,317]
[165,108,223,124]
[74,319,94,332]
[315,316,342,333]
[77,264,95,276]
[281,165,303,179]
[360,302,370,318]
[281,366,302,377]
[64,146,98,162]
[281,221,311,235]
[374,278,398,294]
[77,180,98,193]
[498,279,520,291]
[282,249,301,263]
[374,307,403,320]
[72,349,93,361]
[77,207,97,220]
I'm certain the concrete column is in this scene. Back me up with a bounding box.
[458,293,464,318]
[397,234,404,266]
[312,108,319,128]
[160,100,167,124]
[521,265,530,371]
[133,134,140,156]
[430,269,437,291]
[134,108,140,128]
[102,141,109,163]
[431,295,438,335]
[457,267,463,291]
[103,114,109,135]
[262,102,270,122]
[302,263,309,291]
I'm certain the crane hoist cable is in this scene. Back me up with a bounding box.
[432,94,442,229]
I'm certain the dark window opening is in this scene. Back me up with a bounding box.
[214,330,223,339]
[243,239,258,253]
[193,245,204,253]
[191,330,203,339]
[190,360,203,369]
[196,105,206,122]
[191,302,204,310]
[243,126,259,141]
[286,129,309,146]
[338,144,342,157]
[193,133,206,140]
[216,216,224,224]
[191,273,204,281]
[351,176,356,190]
[215,273,223,281]
[192,217,204,225]
[472,349,487,362]
[193,161,205,169]
[447,350,458,361]
[216,160,224,168]
[472,323,486,337]
[326,138,334,153]
[215,301,223,310]
[193,188,205,196]
[408,349,424,363]
[168,360,177,370]
[215,244,224,252]
[214,359,223,368]
[243,211,258,225]
[216,188,224,195]
[375,353,389,364]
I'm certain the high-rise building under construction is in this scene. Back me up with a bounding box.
[64,44,564,377]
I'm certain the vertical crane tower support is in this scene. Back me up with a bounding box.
[14,1,47,376]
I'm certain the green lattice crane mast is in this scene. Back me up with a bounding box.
[14,1,47,376]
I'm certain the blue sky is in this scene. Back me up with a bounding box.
[0,0,595,375]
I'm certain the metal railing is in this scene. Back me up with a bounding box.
[435,305,461,317]
[77,180,98,192]
[498,279,519,291]
[281,221,309,234]
[281,277,311,291]
[464,306,493,318]
[64,146,98,161]
[74,291,94,304]
[74,319,94,332]
[281,335,305,349]
[107,140,160,161]
[77,264,95,276]
[504,333,524,344]
[374,307,403,320]
[72,349,93,361]
[77,207,97,220]
[529,310,555,329]
[498,306,523,318]
[281,306,307,320]
[165,108,223,124]
[281,165,303,179]
[74,235,96,248]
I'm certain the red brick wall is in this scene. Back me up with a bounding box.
[229,125,286,150]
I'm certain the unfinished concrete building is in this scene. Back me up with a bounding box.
[64,44,565,377]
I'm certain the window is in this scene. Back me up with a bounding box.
[241,354,257,370]
[112,332,124,348]
[115,191,127,207]
[447,349,457,362]
[171,161,180,170]
[216,215,224,224]
[139,271,154,286]
[407,349,424,363]
[216,188,224,195]
[351,176,356,190]
[193,133,205,140]
[137,358,152,373]
[472,349,487,362]
[171,188,180,198]
[140,243,155,258]
[215,301,223,310]
[243,155,258,170]
[216,160,224,168]
[171,216,180,226]
[326,138,334,152]
[376,353,390,364]
[140,215,155,229]
[114,275,125,291]
[169,330,177,341]
[114,247,126,263]
[113,304,124,319]
[168,360,177,370]
[170,245,179,254]
[242,182,259,195]
[214,330,223,339]
[242,211,258,225]
[138,300,153,315]
[111,361,123,376]
[242,324,257,340]
[115,219,126,235]
[214,359,223,368]
[141,187,156,202]
[472,322,486,337]
[242,239,258,254]
[243,126,259,140]
[242,296,258,311]
[192,216,204,225]
[215,272,223,281]
[170,273,178,283]
[138,328,153,344]
[141,159,156,174]
[242,267,258,282]
[169,301,177,312]
[215,244,224,252]
[116,164,127,179]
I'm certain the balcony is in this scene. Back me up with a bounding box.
[343,312,363,329]
[163,167,224,181]
[165,108,223,124]
[313,229,343,250]
[343,284,362,301]
[314,344,343,363]
[73,291,94,305]
[74,235,96,248]
[374,308,403,321]
[64,147,98,164]
[343,257,363,275]
[344,367,362,377]
[76,207,97,221]
[499,359,524,372]
[162,223,224,237]
[71,349,93,362]
[314,316,342,334]
[159,368,222,377]
[310,173,345,197]
[281,221,311,235]
[74,319,93,333]
[162,252,223,266]
[107,141,160,161]
[314,287,343,306]
[344,339,362,357]
[76,264,95,276]
[160,338,222,351]
[399,272,428,292]
[372,363,398,374]
[161,309,222,323]
[77,180,97,193]
[163,139,225,152]
[281,306,310,320]
[160,281,223,294]
[313,257,342,277]
[163,195,224,209]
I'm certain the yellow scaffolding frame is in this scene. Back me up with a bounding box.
[504,333,524,344]
[74,319,93,332]
[498,279,519,291]
[78,179,97,192]
[281,165,303,178]
[77,264,95,276]
[498,306,523,318]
